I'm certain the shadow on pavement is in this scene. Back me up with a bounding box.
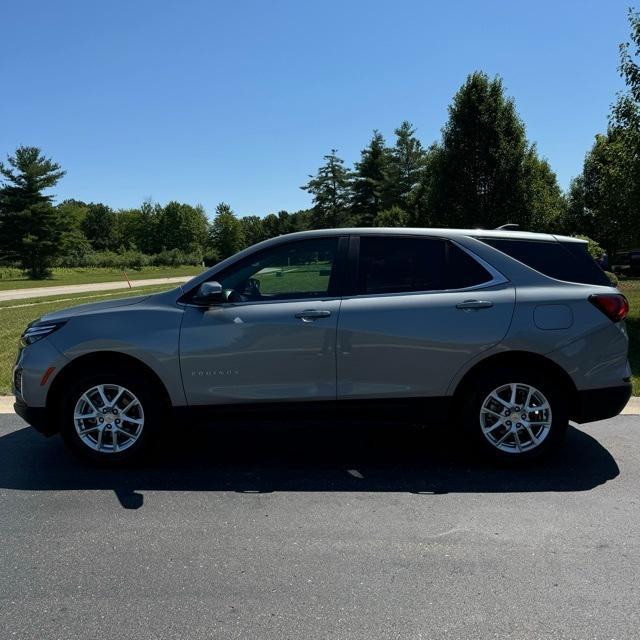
[0,420,620,509]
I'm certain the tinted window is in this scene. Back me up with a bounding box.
[357,237,492,295]
[480,238,610,286]
[446,242,493,288]
[216,237,340,302]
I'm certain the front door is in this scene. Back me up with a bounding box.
[180,237,344,405]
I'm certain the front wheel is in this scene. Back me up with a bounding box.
[462,368,568,463]
[58,370,162,465]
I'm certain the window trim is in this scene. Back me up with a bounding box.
[349,234,508,299]
[178,236,349,308]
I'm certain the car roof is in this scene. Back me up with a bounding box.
[267,227,585,244]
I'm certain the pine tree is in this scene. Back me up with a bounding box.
[209,203,244,260]
[382,121,428,212]
[301,150,352,228]
[0,146,66,278]
[351,131,389,225]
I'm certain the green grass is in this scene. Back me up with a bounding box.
[617,278,640,394]
[0,265,203,291]
[255,263,332,295]
[0,284,174,395]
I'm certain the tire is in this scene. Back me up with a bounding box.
[57,368,164,465]
[461,366,569,464]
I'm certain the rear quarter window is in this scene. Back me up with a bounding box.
[480,238,611,286]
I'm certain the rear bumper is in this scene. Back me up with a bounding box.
[571,383,632,424]
[13,398,57,436]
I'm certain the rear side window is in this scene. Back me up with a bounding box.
[446,242,493,289]
[357,236,493,295]
[480,238,610,286]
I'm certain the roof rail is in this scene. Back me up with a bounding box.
[495,223,520,231]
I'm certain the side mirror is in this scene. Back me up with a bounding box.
[194,281,223,305]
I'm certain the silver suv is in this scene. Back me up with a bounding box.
[13,228,631,465]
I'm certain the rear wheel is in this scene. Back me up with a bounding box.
[462,368,568,463]
[58,370,163,464]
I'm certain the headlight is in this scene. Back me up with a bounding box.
[20,321,66,346]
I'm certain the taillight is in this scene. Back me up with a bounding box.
[589,293,629,323]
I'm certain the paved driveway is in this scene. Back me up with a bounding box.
[0,414,638,639]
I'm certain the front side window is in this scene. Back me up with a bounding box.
[215,237,340,303]
[357,236,492,295]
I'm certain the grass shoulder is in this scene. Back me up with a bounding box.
[0,285,175,395]
[0,265,203,291]
[618,279,640,395]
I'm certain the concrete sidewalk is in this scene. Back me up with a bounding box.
[2,394,639,415]
[0,276,192,303]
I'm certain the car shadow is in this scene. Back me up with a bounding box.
[0,420,620,509]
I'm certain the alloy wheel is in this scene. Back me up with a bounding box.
[479,382,552,454]
[73,384,145,453]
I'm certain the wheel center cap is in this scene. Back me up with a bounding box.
[104,413,115,424]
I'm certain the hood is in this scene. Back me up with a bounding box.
[40,293,151,322]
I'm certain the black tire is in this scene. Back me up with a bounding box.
[57,368,164,465]
[461,366,569,464]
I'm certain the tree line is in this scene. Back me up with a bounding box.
[1,8,639,279]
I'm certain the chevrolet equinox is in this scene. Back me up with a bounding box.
[13,228,632,465]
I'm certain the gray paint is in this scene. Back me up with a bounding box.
[534,305,574,330]
[12,227,630,417]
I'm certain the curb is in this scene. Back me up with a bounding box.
[1,395,639,416]
[621,396,640,415]
[0,396,15,414]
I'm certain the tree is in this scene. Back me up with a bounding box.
[209,203,244,260]
[301,150,352,228]
[155,201,208,255]
[523,151,566,232]
[240,215,267,247]
[382,121,428,213]
[579,131,635,257]
[135,200,161,254]
[57,199,92,265]
[82,203,117,251]
[428,72,563,231]
[374,205,408,227]
[570,9,640,255]
[114,208,146,251]
[351,131,389,225]
[0,146,66,278]
[562,176,592,237]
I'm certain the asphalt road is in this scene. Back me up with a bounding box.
[1,414,638,640]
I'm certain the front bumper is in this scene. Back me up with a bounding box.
[571,383,632,424]
[14,397,57,436]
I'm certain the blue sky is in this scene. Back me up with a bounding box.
[0,0,633,217]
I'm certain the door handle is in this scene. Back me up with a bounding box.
[456,300,494,310]
[295,309,332,322]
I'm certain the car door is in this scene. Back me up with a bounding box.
[337,235,515,400]
[180,236,345,406]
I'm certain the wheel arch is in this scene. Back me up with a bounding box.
[47,351,172,414]
[451,351,578,414]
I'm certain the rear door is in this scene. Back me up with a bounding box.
[336,235,515,399]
